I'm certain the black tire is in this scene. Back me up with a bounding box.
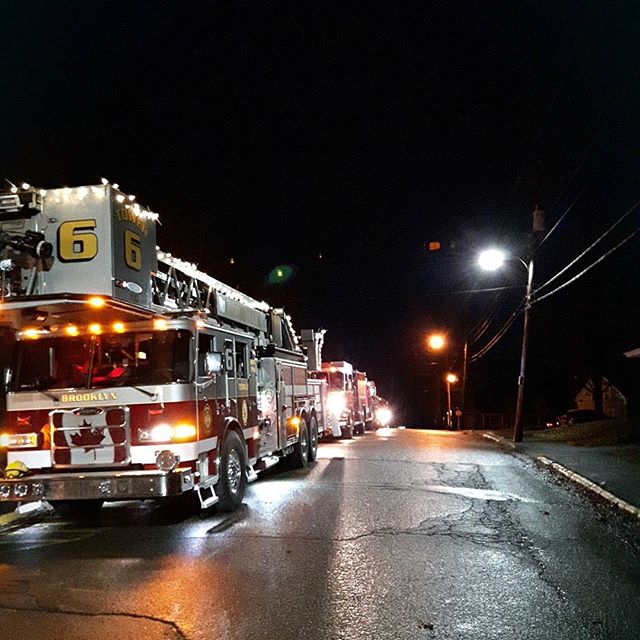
[308,415,319,461]
[50,499,104,520]
[215,430,247,512]
[289,418,309,469]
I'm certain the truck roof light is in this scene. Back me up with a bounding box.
[87,296,105,308]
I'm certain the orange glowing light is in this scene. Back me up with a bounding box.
[446,373,458,384]
[65,325,79,337]
[427,334,445,350]
[173,423,197,441]
[153,318,168,331]
[22,328,39,339]
[88,323,102,335]
[87,296,105,308]
[113,322,125,333]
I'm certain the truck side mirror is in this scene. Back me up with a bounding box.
[204,352,223,376]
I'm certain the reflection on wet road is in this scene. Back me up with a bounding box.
[1,429,640,640]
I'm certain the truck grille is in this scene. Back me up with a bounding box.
[50,407,130,468]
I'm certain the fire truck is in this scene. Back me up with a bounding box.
[310,361,373,438]
[0,182,326,516]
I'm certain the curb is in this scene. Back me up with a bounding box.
[482,432,516,450]
[481,431,640,520]
[535,456,640,520]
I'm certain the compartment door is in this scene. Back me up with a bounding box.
[257,358,279,454]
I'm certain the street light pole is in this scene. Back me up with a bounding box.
[461,339,468,428]
[445,373,458,430]
[513,256,534,442]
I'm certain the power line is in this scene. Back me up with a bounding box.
[468,301,524,362]
[422,284,525,297]
[535,198,640,294]
[534,227,639,305]
[468,292,504,344]
[537,190,584,249]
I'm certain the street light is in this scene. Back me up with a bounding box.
[477,248,506,272]
[426,333,468,428]
[478,248,533,443]
[427,333,446,351]
[445,373,458,428]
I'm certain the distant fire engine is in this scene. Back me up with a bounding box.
[0,182,327,516]
[308,360,374,438]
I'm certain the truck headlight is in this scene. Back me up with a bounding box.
[327,392,346,416]
[0,432,38,449]
[375,407,392,426]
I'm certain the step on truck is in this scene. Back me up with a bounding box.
[0,182,326,516]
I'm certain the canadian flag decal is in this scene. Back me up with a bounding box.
[70,420,105,451]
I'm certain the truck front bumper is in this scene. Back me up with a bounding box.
[0,468,195,503]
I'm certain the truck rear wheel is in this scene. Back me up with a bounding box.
[50,499,104,520]
[289,418,309,469]
[308,415,319,461]
[215,431,247,512]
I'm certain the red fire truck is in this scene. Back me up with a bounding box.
[0,182,326,516]
[310,361,373,438]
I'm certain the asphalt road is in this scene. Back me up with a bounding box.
[1,428,640,640]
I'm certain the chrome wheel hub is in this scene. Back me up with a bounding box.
[227,449,242,495]
[300,425,308,462]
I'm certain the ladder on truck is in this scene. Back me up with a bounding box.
[153,250,302,352]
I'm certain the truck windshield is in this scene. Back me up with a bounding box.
[328,371,345,391]
[12,329,192,391]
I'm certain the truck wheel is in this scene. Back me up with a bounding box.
[308,415,319,461]
[289,418,309,469]
[50,500,104,520]
[215,431,247,512]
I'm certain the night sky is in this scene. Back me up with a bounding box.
[2,1,639,424]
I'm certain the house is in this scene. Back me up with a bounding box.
[574,376,627,418]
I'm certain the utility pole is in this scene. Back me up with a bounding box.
[513,257,534,442]
[513,205,544,442]
[461,339,468,428]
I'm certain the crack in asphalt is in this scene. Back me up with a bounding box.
[0,604,188,640]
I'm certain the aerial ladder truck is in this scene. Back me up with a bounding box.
[0,182,326,516]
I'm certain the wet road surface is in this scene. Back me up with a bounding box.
[1,428,639,640]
